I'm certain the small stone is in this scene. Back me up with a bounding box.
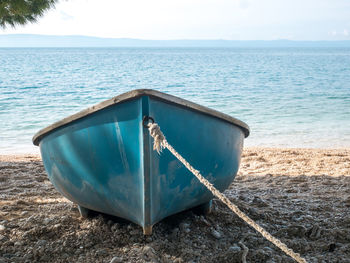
[179,222,190,233]
[53,223,61,229]
[14,241,24,246]
[111,223,120,232]
[251,196,269,207]
[142,245,157,261]
[3,253,14,259]
[110,256,123,263]
[199,216,211,226]
[130,229,139,236]
[228,246,241,253]
[248,207,264,219]
[307,225,321,240]
[24,253,33,260]
[43,218,51,225]
[211,229,221,239]
[36,240,47,247]
[303,215,313,221]
[0,225,5,232]
[263,247,274,257]
[286,225,307,237]
[96,248,108,256]
[21,211,29,216]
[143,245,155,253]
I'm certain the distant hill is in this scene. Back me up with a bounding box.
[1,34,350,48]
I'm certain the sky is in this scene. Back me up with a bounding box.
[1,0,350,40]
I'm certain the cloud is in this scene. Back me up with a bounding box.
[343,29,349,36]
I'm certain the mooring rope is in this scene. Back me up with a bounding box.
[146,121,307,263]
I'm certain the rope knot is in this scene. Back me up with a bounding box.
[148,123,166,154]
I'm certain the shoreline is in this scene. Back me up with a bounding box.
[1,146,349,178]
[2,145,350,155]
[1,147,349,262]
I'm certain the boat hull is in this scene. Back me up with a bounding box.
[35,90,248,233]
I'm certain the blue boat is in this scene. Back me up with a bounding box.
[33,89,249,234]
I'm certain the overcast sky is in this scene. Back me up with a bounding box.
[1,0,350,40]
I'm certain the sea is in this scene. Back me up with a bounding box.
[1,47,350,154]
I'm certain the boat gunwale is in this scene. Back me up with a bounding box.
[32,89,250,146]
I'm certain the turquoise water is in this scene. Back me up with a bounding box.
[1,47,350,153]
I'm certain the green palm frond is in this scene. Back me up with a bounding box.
[0,0,58,28]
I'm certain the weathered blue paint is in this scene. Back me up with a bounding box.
[34,90,249,234]
[148,99,244,226]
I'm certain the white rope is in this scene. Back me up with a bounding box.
[147,122,307,263]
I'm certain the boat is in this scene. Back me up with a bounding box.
[32,89,249,234]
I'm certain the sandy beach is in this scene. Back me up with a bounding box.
[0,147,349,263]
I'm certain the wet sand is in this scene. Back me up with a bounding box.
[0,148,349,263]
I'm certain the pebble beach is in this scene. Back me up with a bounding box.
[1,147,349,263]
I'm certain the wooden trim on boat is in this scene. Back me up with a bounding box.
[32,89,250,146]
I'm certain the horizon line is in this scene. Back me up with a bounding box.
[1,33,350,42]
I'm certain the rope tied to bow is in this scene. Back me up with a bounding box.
[145,117,307,263]
[148,123,166,154]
